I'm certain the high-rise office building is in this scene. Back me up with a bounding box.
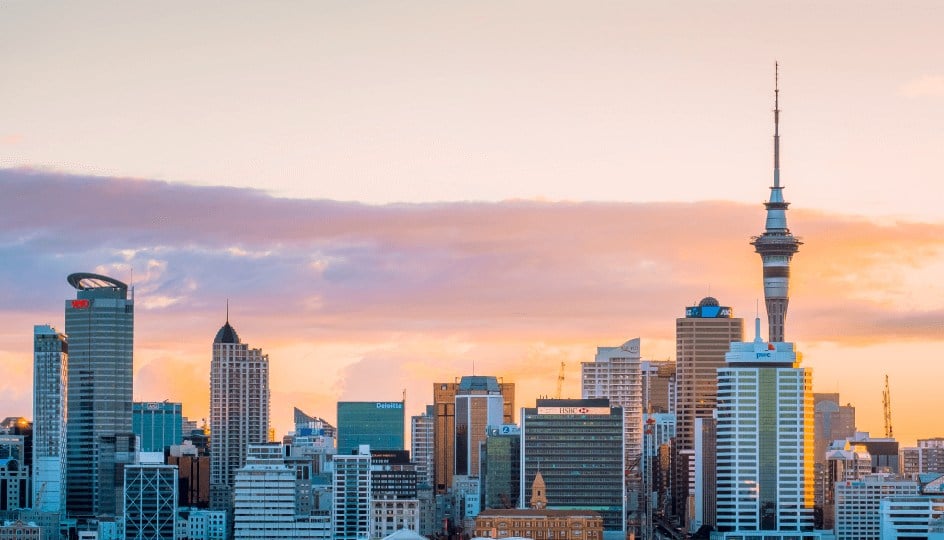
[336,401,404,456]
[520,399,625,537]
[64,272,134,518]
[481,425,521,511]
[32,324,67,514]
[410,406,434,489]
[582,338,644,482]
[132,402,183,453]
[333,446,372,540]
[675,297,743,519]
[713,320,817,537]
[233,444,329,540]
[454,379,505,480]
[834,474,919,540]
[123,463,178,540]
[209,317,270,511]
[433,376,514,493]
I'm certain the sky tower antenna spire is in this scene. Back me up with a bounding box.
[774,61,781,188]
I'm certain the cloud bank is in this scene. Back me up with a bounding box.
[2,168,943,440]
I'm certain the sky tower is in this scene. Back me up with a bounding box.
[751,63,802,343]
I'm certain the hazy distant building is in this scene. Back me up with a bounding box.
[713,322,816,537]
[675,297,743,520]
[432,376,514,493]
[132,402,183,453]
[209,317,270,511]
[902,439,944,478]
[32,324,68,514]
[848,432,900,474]
[337,401,404,456]
[64,272,134,518]
[521,399,624,538]
[410,406,434,489]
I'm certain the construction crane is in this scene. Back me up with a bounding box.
[883,374,893,438]
[556,362,566,399]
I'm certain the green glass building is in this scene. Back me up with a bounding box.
[336,401,405,455]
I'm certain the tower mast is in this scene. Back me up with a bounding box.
[751,63,802,343]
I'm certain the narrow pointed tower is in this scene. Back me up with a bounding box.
[530,471,548,510]
[751,63,802,343]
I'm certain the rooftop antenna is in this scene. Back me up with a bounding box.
[774,61,781,189]
[226,299,230,323]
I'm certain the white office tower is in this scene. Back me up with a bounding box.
[410,407,434,489]
[713,319,821,539]
[32,324,68,513]
[232,444,330,539]
[582,338,644,480]
[880,496,944,539]
[123,463,178,540]
[822,440,873,530]
[833,474,918,540]
[333,445,372,540]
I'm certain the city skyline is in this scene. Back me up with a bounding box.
[1,2,943,446]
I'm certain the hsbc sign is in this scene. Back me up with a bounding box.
[537,406,610,415]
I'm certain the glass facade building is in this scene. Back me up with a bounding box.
[32,324,68,513]
[132,402,183,453]
[481,425,520,510]
[520,399,625,536]
[336,401,405,456]
[64,273,134,518]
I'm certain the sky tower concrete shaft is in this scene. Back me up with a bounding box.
[751,64,802,343]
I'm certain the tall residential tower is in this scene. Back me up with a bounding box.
[64,272,134,518]
[209,316,270,511]
[751,64,802,343]
[32,324,68,514]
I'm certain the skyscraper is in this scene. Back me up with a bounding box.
[520,399,625,537]
[713,319,816,536]
[751,64,802,344]
[581,338,644,483]
[674,297,743,520]
[64,272,134,518]
[433,376,514,493]
[410,406,434,490]
[32,324,68,514]
[209,317,270,511]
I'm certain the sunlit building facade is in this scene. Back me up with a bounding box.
[713,325,817,538]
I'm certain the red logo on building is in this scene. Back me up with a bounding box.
[71,299,90,309]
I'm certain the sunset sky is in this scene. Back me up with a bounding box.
[1,1,942,445]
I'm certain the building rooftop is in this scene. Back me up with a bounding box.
[458,375,501,393]
[214,321,240,344]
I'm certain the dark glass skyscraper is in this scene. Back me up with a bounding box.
[64,272,134,518]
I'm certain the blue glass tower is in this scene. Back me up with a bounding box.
[132,401,183,453]
[64,272,134,518]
